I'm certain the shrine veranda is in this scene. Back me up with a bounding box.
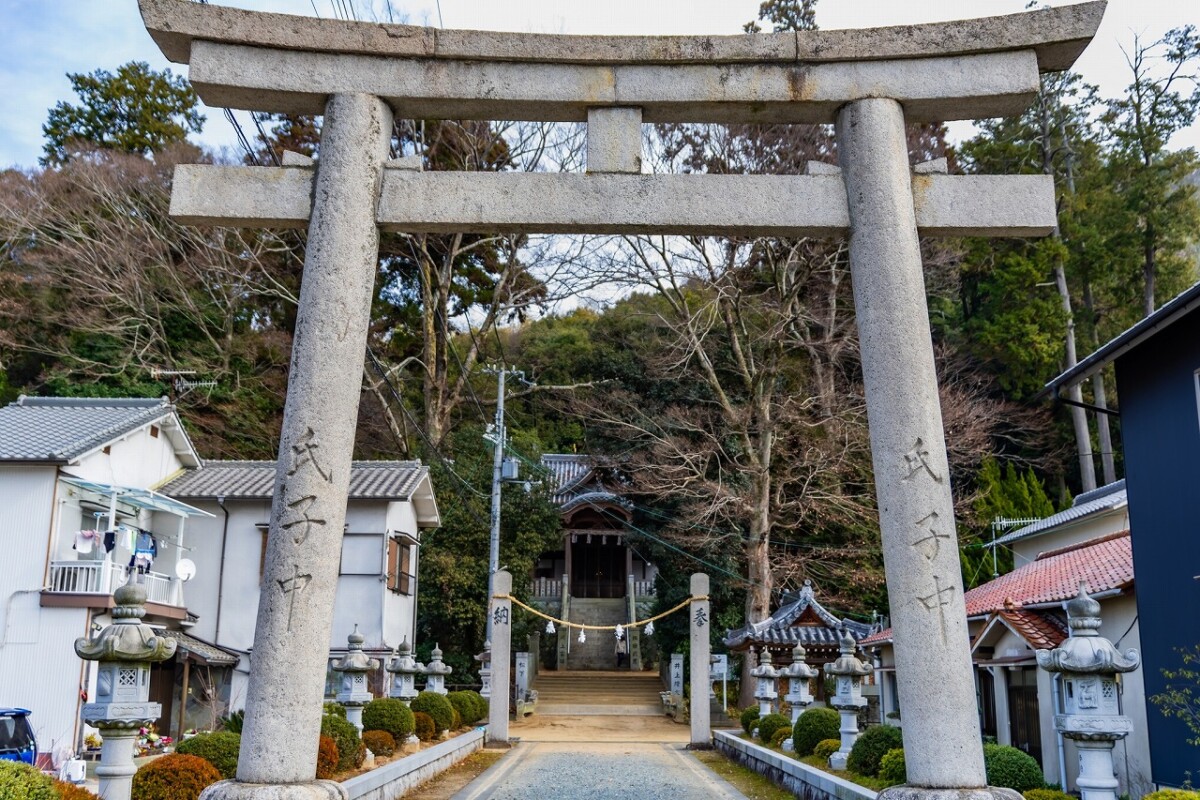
[133,2,1106,798]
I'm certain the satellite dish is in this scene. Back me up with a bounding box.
[175,559,197,581]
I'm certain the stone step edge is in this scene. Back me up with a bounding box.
[535,704,664,716]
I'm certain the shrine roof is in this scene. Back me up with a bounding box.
[724,580,877,651]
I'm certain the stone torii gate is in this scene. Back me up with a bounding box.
[136,2,1103,799]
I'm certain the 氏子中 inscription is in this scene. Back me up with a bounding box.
[278,564,313,632]
[281,494,326,545]
[903,437,943,484]
[912,511,951,561]
[288,427,333,483]
[917,574,955,642]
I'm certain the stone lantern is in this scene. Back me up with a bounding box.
[750,648,781,717]
[475,643,493,699]
[825,629,873,770]
[1037,583,1140,800]
[424,643,453,695]
[386,637,422,705]
[332,626,379,733]
[75,582,176,800]
[780,642,819,724]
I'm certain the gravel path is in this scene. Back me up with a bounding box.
[452,742,748,800]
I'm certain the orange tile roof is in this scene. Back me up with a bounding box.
[994,608,1068,650]
[858,531,1132,649]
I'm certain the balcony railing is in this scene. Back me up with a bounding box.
[633,579,656,597]
[47,560,182,607]
[528,577,656,598]
[530,578,563,598]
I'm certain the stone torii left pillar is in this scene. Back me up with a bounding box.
[203,93,392,800]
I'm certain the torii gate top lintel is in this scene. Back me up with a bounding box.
[139,0,1103,124]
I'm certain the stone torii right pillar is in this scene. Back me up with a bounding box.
[837,100,1000,796]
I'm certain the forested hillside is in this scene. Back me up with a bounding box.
[1,2,1197,666]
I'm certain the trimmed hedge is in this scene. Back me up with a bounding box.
[362,729,396,757]
[793,708,841,757]
[0,761,57,800]
[321,711,363,772]
[131,754,222,800]
[448,691,479,725]
[1144,792,1200,800]
[414,711,436,742]
[983,743,1045,793]
[847,724,904,777]
[879,748,907,786]
[757,713,791,745]
[1023,790,1073,800]
[740,706,760,735]
[175,731,241,779]
[316,735,339,780]
[411,691,454,733]
[53,780,98,800]
[813,738,841,762]
[362,698,415,741]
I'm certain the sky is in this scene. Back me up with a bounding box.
[1,0,1197,169]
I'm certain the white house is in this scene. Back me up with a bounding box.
[863,479,1152,799]
[158,460,439,716]
[0,396,440,754]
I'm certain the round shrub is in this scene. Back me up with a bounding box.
[451,706,463,730]
[131,753,222,800]
[53,779,98,800]
[983,743,1045,793]
[879,748,906,786]
[175,731,241,779]
[1024,790,1074,800]
[362,698,415,742]
[739,706,760,735]
[468,691,489,722]
[413,711,436,742]
[362,729,396,757]
[1144,792,1200,800]
[771,727,792,748]
[847,724,904,777]
[448,692,476,725]
[411,691,454,734]
[813,738,841,762]
[793,707,841,756]
[316,735,339,780]
[0,761,57,800]
[320,711,362,772]
[323,701,347,718]
[757,713,791,745]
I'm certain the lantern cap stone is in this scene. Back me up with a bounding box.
[75,580,177,663]
[825,629,873,677]
[1036,582,1140,675]
[332,625,380,673]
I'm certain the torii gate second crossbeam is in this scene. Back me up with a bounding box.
[134,2,1105,799]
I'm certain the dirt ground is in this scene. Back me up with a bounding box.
[512,713,690,743]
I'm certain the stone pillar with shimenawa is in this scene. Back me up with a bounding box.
[825,630,873,770]
[332,626,379,733]
[487,570,513,745]
[75,582,177,800]
[1036,583,1141,800]
[689,573,712,747]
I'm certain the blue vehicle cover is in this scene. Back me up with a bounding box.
[0,709,36,765]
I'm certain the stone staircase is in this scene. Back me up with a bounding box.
[559,598,627,669]
[534,670,664,716]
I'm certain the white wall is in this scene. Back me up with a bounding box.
[69,419,188,490]
[1010,508,1129,567]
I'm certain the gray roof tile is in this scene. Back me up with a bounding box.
[0,396,172,462]
[724,580,876,650]
[160,460,428,500]
[992,480,1126,547]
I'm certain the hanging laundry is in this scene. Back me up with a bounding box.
[118,526,135,552]
[103,530,115,553]
[130,531,158,573]
[73,530,99,555]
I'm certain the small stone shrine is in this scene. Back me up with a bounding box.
[825,630,873,770]
[332,626,379,733]
[1037,583,1141,800]
[75,583,177,800]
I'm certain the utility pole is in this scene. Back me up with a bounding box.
[483,364,526,644]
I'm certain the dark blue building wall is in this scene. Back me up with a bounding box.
[1116,308,1200,787]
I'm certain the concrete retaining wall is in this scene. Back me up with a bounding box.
[712,730,877,800]
[342,728,486,800]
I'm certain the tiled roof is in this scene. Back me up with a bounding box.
[159,460,428,500]
[0,396,173,463]
[724,580,877,650]
[965,529,1133,615]
[861,532,1132,650]
[160,630,240,666]
[995,609,1068,650]
[992,480,1126,546]
[541,454,594,506]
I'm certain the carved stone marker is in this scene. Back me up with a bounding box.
[487,570,513,745]
[689,572,711,746]
[137,1,1104,795]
